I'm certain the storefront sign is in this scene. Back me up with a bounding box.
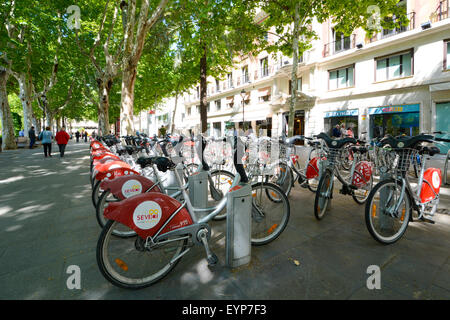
[324,109,359,118]
[368,104,420,115]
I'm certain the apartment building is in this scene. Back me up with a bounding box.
[160,0,450,147]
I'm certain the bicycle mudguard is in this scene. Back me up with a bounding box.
[93,156,121,167]
[100,175,162,200]
[92,152,120,161]
[352,161,373,188]
[420,168,441,203]
[91,141,105,150]
[306,157,322,179]
[103,192,193,240]
[94,166,140,182]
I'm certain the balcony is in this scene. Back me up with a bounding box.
[431,0,449,22]
[323,34,356,58]
[366,12,415,44]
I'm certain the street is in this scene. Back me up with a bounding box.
[0,141,449,299]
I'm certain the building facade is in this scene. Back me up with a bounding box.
[148,0,450,143]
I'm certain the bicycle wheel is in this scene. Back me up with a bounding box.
[92,180,103,208]
[265,162,293,197]
[352,175,373,205]
[365,179,411,244]
[314,169,333,220]
[96,190,136,237]
[209,170,235,221]
[97,220,187,289]
[250,182,290,246]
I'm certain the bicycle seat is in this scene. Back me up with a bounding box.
[317,132,356,149]
[419,146,441,157]
[380,134,434,149]
[350,146,368,154]
[285,135,304,145]
[137,156,175,172]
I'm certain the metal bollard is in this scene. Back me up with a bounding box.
[226,183,252,268]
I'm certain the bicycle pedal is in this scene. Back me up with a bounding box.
[207,253,219,266]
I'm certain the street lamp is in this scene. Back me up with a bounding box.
[240,89,246,132]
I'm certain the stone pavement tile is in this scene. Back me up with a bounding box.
[0,255,65,299]
[225,247,354,300]
[348,285,410,300]
[431,258,450,291]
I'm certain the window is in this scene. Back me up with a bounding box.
[242,66,249,84]
[196,86,199,99]
[227,73,233,88]
[289,78,302,94]
[207,102,210,113]
[445,40,450,70]
[376,50,413,82]
[328,65,354,90]
[333,29,351,53]
[187,107,191,116]
[215,79,220,91]
[196,105,200,114]
[260,57,269,77]
[215,99,221,111]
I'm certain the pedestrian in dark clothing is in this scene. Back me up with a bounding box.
[28,126,36,149]
[75,131,80,142]
[39,126,53,157]
[84,131,88,142]
[332,124,341,138]
[55,127,70,157]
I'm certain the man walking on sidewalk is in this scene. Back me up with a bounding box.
[55,127,70,158]
[28,126,36,149]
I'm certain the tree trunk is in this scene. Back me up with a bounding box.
[18,73,34,134]
[170,85,180,133]
[199,45,208,134]
[0,70,17,150]
[288,2,300,138]
[120,66,137,136]
[97,78,112,136]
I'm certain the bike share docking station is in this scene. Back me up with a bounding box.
[226,136,252,268]
[189,136,252,268]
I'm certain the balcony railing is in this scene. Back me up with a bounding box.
[366,11,415,44]
[323,34,356,57]
[431,0,449,22]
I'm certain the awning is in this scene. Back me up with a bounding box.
[368,104,420,115]
[226,96,235,103]
[229,111,270,122]
[324,109,359,118]
[258,87,271,97]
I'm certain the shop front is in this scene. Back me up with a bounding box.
[369,104,420,139]
[323,109,359,137]
[282,110,305,144]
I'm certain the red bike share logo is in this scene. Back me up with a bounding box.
[133,201,162,230]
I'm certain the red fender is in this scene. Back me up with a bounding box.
[352,161,373,188]
[104,193,193,240]
[100,175,162,200]
[92,152,120,161]
[91,146,110,154]
[420,168,441,203]
[95,166,140,182]
[306,157,323,179]
[93,156,121,166]
[91,141,105,149]
[290,154,299,165]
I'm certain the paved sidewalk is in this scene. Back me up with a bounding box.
[0,141,449,299]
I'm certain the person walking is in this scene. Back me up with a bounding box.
[39,126,53,157]
[28,126,36,149]
[346,127,354,138]
[75,131,80,143]
[55,126,70,157]
[83,131,88,142]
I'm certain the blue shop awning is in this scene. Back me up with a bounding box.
[369,104,420,115]
[324,109,359,118]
